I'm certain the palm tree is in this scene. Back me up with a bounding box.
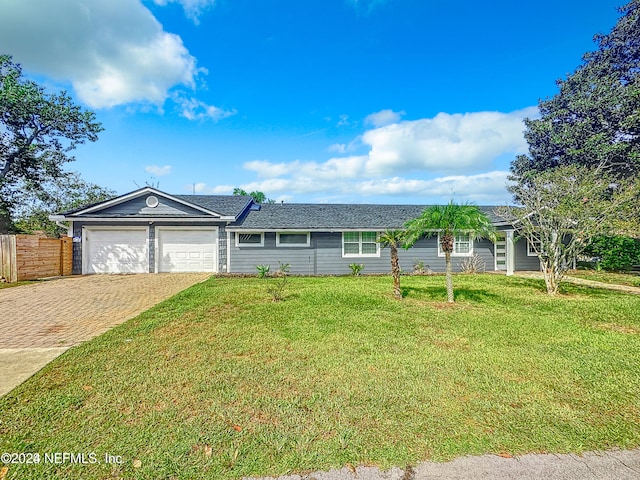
[378,230,405,299]
[404,201,496,303]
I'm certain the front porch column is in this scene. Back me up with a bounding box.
[506,230,515,276]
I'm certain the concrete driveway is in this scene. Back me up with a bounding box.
[0,273,210,396]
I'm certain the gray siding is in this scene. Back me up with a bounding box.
[97,196,211,217]
[72,223,82,274]
[229,232,500,275]
[230,232,316,275]
[514,237,541,271]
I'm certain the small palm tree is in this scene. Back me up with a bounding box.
[378,229,405,299]
[404,201,496,303]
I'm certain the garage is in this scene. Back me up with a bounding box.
[156,227,217,273]
[83,227,149,274]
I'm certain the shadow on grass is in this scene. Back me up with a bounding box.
[402,285,501,303]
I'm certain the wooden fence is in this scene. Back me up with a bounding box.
[0,235,73,283]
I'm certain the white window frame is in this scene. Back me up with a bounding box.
[342,231,380,258]
[276,232,310,247]
[235,232,264,247]
[437,232,473,257]
[527,237,542,256]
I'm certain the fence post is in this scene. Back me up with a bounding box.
[0,235,18,283]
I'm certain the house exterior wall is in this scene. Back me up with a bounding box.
[228,232,499,275]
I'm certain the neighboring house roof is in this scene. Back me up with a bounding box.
[229,203,506,230]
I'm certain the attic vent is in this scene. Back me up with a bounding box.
[146,195,159,208]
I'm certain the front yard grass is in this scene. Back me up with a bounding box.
[1,274,639,479]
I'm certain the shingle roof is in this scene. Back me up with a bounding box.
[230,203,506,230]
[173,195,253,217]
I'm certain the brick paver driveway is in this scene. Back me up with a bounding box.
[0,273,210,396]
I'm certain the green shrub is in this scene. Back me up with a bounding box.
[256,264,271,278]
[266,262,290,301]
[583,235,640,271]
[349,263,364,276]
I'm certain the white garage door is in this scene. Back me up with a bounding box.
[84,228,149,274]
[157,228,217,273]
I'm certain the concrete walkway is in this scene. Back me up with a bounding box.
[245,449,640,480]
[0,273,210,397]
[515,271,640,295]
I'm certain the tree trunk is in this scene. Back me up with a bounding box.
[542,259,560,295]
[390,244,401,299]
[445,252,454,303]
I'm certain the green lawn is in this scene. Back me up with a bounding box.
[1,274,639,479]
[0,280,34,289]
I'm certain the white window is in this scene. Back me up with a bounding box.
[527,237,542,256]
[276,232,310,247]
[236,232,264,247]
[437,233,473,257]
[342,232,379,257]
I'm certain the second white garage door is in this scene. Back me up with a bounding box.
[156,228,218,273]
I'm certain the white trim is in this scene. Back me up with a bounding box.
[506,230,515,276]
[437,232,473,257]
[54,217,236,223]
[276,232,310,247]
[341,231,380,258]
[235,232,264,247]
[226,230,231,273]
[226,228,385,233]
[527,238,541,256]
[82,226,149,274]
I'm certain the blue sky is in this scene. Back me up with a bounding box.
[0,0,623,205]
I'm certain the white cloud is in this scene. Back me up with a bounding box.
[0,0,201,109]
[362,107,536,175]
[145,165,172,176]
[355,171,510,199]
[188,183,234,194]
[328,144,347,154]
[235,108,534,204]
[238,171,512,204]
[347,0,389,14]
[364,109,405,127]
[153,0,216,24]
[337,114,350,127]
[175,95,237,121]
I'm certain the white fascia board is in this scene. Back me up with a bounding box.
[58,217,234,223]
[226,227,390,232]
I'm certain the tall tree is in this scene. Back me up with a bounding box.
[12,171,116,237]
[404,202,495,303]
[512,0,640,179]
[378,230,405,300]
[497,165,638,295]
[0,55,103,230]
[233,188,274,203]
